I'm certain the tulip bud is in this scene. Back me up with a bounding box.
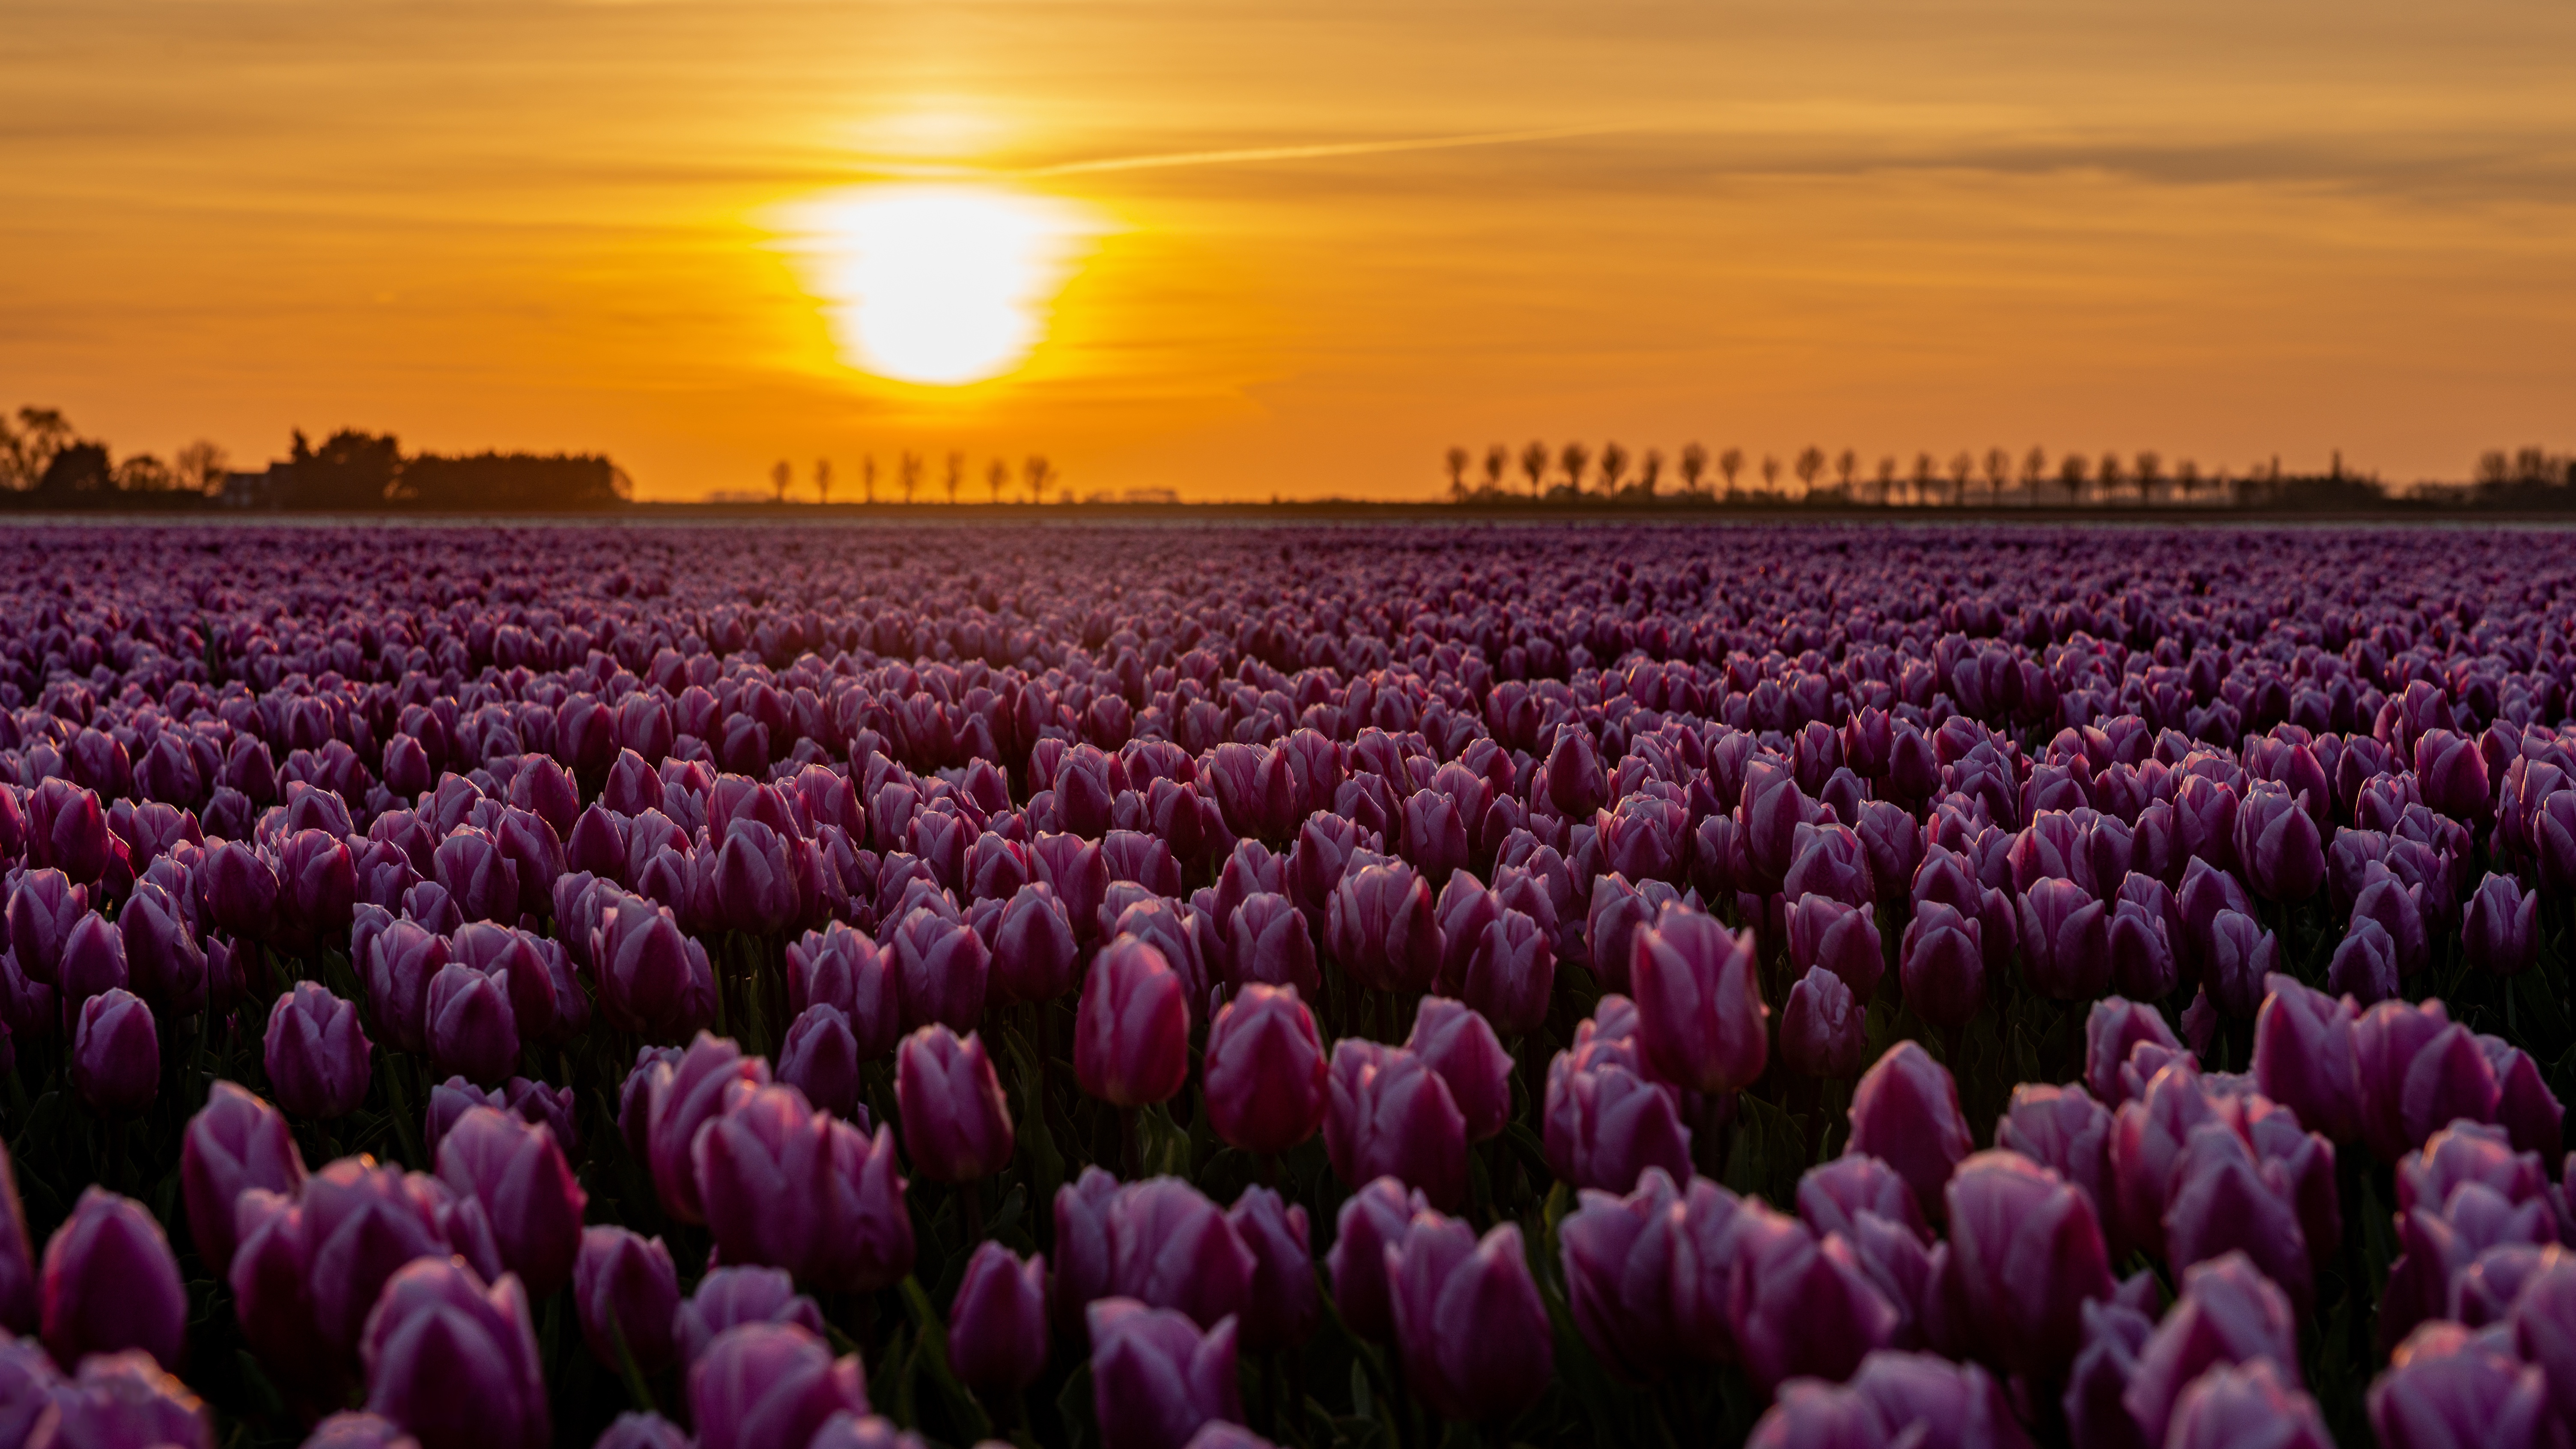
[1327,862,1440,995]
[265,982,373,1119]
[2233,781,2324,902]
[200,841,281,939]
[438,1105,586,1297]
[2167,1360,2333,1449]
[596,894,718,1043]
[41,1187,188,1371]
[72,987,158,1119]
[2462,872,2539,977]
[57,909,128,1013]
[989,883,1082,1003]
[1630,905,1765,1095]
[896,1025,1014,1182]
[119,880,207,1013]
[778,1003,865,1121]
[687,1321,871,1449]
[1781,965,1867,1078]
[1326,1041,1469,1211]
[426,962,519,1087]
[1087,1299,1243,1449]
[2355,998,2499,1164]
[786,921,901,1059]
[180,1082,305,1276]
[1786,894,1884,1002]
[1943,1151,2115,1382]
[1726,1203,1901,1390]
[2124,1252,2302,1447]
[2203,909,2279,1018]
[1387,1214,1554,1424]
[1846,1043,1973,1222]
[1224,891,1319,999]
[38,1352,208,1449]
[1106,1178,1255,1330]
[302,1410,420,1449]
[674,1266,826,1366]
[574,1226,681,1374]
[1226,1186,1319,1354]
[1203,985,1328,1155]
[949,1241,1049,1393]
[1404,995,1512,1143]
[1898,900,1985,1030]
[1076,938,1190,1108]
[1994,1083,2115,1231]
[1460,907,1553,1037]
[2017,878,2110,1001]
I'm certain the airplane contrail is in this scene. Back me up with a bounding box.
[1017,122,1639,178]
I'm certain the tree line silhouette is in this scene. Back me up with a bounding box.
[0,408,629,512]
[758,452,1063,507]
[1440,440,2576,512]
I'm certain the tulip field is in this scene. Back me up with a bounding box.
[2,520,2574,1449]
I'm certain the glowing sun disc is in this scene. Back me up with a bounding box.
[782,186,1090,386]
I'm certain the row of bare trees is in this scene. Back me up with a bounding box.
[765,453,1061,507]
[1443,441,2286,507]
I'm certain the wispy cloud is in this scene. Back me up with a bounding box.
[1016,123,1641,178]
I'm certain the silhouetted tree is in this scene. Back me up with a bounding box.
[988,458,1009,504]
[1,407,73,491]
[1911,452,1936,507]
[1875,456,1898,506]
[1794,446,1826,500]
[945,451,964,505]
[863,456,879,505]
[815,458,833,505]
[771,460,792,503]
[1679,443,1708,496]
[1024,455,1056,504]
[900,452,922,504]
[1638,448,1663,497]
[1983,447,2011,504]
[1519,441,1550,497]
[2096,452,2125,504]
[1558,441,1591,494]
[2134,451,2162,505]
[1598,442,1629,495]
[112,454,175,492]
[2057,451,2088,506]
[2021,446,2048,504]
[1444,445,1470,498]
[174,440,229,495]
[1947,451,1974,506]
[34,441,111,497]
[1759,454,1781,495]
[1482,444,1507,492]
[286,430,400,510]
[1835,448,1858,497]
[2175,459,2200,504]
[1717,447,1744,500]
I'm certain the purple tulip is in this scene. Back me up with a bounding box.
[1786,894,1884,1002]
[355,1256,549,1449]
[2233,781,2324,901]
[1844,1351,2030,1446]
[1226,1186,1319,1354]
[1898,900,1985,1030]
[687,1322,869,1449]
[2018,877,2111,1001]
[2084,996,2182,1108]
[180,1082,306,1276]
[674,1266,826,1366]
[2355,999,2500,1164]
[895,1025,1014,1182]
[1725,1202,1902,1391]
[1203,984,1328,1155]
[36,1351,210,1449]
[591,1415,689,1449]
[1075,937,1189,1108]
[1087,1299,1243,1449]
[647,1032,772,1224]
[1326,1178,1418,1343]
[1839,1049,1971,1229]
[1630,905,1766,1095]
[57,909,128,1012]
[266,981,373,1119]
[1386,1213,1554,1423]
[889,906,990,1033]
[2166,1360,2334,1449]
[1404,995,1512,1143]
[2510,1256,2576,1425]
[437,1105,585,1297]
[120,880,207,1012]
[1326,1040,1468,1210]
[72,986,158,1119]
[280,827,360,940]
[2462,872,2538,977]
[778,1002,864,1121]
[1995,1083,2114,1231]
[786,921,902,1059]
[2203,909,2278,1018]
[1780,965,1867,1078]
[574,1226,680,1374]
[5,869,84,986]
[1224,890,1318,998]
[949,1241,1049,1393]
[595,892,717,1042]
[1106,1178,1255,1331]
[1327,862,1440,994]
[1460,907,1554,1036]
[1942,1150,2115,1381]
[425,961,519,1086]
[1561,1168,1732,1384]
[41,1187,188,1371]
[200,841,280,939]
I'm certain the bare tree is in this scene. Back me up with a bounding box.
[1558,441,1591,495]
[1638,449,1664,497]
[1835,448,1859,497]
[1911,452,1937,507]
[2097,452,2126,504]
[815,458,833,505]
[1519,441,1550,497]
[2,407,72,491]
[945,451,964,505]
[2134,450,2162,505]
[2021,446,2048,504]
[1983,447,2011,504]
[1482,444,1508,493]
[1947,451,1975,506]
[1679,443,1708,496]
[2175,459,2200,504]
[174,440,230,495]
[113,454,176,491]
[1717,447,1744,500]
[1759,454,1781,495]
[770,459,792,503]
[1794,446,1826,500]
[988,457,1010,504]
[1875,455,1898,506]
[900,452,921,504]
[2057,452,2088,506]
[863,456,878,506]
[1023,454,1056,504]
[1444,445,1471,498]
[1598,441,1630,495]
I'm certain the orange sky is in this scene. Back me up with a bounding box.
[6,0,2575,501]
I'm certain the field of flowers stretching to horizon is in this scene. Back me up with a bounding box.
[0,520,2570,1449]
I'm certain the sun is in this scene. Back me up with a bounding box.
[781,186,1091,387]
